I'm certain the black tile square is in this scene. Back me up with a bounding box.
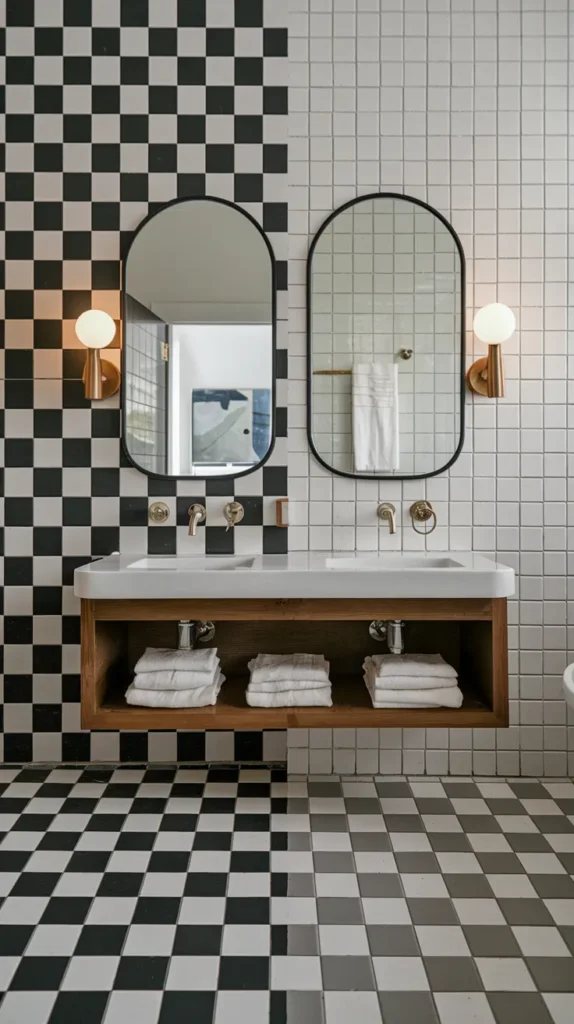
[230,851,270,873]
[148,852,190,874]
[49,992,108,1024]
[120,0,149,26]
[206,144,235,173]
[9,873,60,899]
[75,925,128,957]
[159,993,216,1024]
[114,956,169,990]
[235,114,263,144]
[235,56,263,85]
[264,28,288,57]
[97,873,143,898]
[41,897,93,925]
[184,874,228,898]
[178,0,205,25]
[178,56,206,85]
[206,86,234,115]
[207,28,235,56]
[0,925,34,956]
[235,0,263,28]
[173,925,222,956]
[225,897,269,924]
[218,955,269,990]
[10,956,69,991]
[133,898,181,924]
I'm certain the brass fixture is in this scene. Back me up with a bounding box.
[188,504,206,536]
[377,502,396,534]
[223,501,244,531]
[467,347,505,399]
[75,309,120,400]
[148,502,170,524]
[410,500,437,535]
[467,303,516,399]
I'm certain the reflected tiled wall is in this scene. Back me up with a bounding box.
[288,0,574,776]
[310,197,461,476]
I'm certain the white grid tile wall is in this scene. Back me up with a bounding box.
[288,0,574,775]
[310,196,462,475]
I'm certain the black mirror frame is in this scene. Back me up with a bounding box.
[307,191,466,481]
[121,195,277,481]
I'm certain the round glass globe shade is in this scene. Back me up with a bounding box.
[472,303,516,345]
[75,309,117,349]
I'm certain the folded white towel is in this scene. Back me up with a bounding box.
[126,673,224,708]
[368,653,457,680]
[248,653,330,686]
[365,673,463,709]
[246,686,332,708]
[363,658,457,691]
[134,646,218,674]
[134,664,220,691]
[248,678,328,694]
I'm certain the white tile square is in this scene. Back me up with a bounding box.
[476,958,536,992]
[373,956,429,991]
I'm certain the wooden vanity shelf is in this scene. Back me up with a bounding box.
[80,597,508,730]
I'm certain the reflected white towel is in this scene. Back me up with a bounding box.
[365,673,463,709]
[248,653,330,686]
[135,646,218,674]
[368,653,457,680]
[134,665,220,690]
[363,658,457,691]
[126,673,224,708]
[352,360,399,473]
[246,687,332,708]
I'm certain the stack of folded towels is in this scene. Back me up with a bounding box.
[363,653,463,709]
[246,653,332,707]
[126,647,224,708]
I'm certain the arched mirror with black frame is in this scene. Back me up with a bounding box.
[122,196,276,480]
[307,193,466,480]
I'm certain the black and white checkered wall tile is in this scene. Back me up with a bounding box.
[1,0,288,763]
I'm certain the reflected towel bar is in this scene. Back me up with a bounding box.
[313,349,413,374]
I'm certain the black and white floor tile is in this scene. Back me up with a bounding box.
[0,766,573,1022]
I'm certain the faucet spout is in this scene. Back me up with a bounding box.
[377,502,396,534]
[188,504,206,537]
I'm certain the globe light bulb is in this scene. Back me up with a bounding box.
[472,303,516,346]
[75,309,117,349]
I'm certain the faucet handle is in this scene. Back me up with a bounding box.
[377,502,396,534]
[187,504,206,537]
[224,501,244,531]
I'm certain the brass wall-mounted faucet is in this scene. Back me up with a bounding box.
[188,504,206,536]
[223,502,244,531]
[377,502,396,534]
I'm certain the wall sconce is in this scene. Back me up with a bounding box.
[466,303,516,399]
[75,309,120,400]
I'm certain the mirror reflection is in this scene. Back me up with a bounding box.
[124,198,274,478]
[308,194,465,479]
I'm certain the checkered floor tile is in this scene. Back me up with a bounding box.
[0,767,573,1022]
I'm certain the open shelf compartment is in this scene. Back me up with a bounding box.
[81,597,508,730]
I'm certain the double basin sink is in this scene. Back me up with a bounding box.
[75,552,515,600]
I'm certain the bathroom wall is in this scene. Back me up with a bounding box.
[2,0,288,764]
[288,0,574,775]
